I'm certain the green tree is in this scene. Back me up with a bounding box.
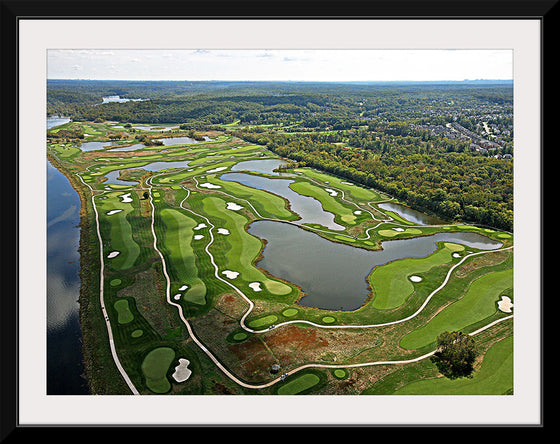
[430,331,478,379]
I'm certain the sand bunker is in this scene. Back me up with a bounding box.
[325,188,338,197]
[193,235,204,240]
[217,228,230,235]
[199,182,221,189]
[354,210,362,215]
[249,282,262,292]
[222,270,239,279]
[409,275,422,282]
[107,209,123,215]
[206,166,228,173]
[226,202,243,211]
[173,293,181,301]
[393,227,405,232]
[194,223,207,230]
[179,285,188,291]
[172,358,192,383]
[107,251,120,258]
[119,193,132,203]
[498,296,514,313]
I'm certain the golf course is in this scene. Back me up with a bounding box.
[47,120,514,395]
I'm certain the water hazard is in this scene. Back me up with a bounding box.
[248,220,502,311]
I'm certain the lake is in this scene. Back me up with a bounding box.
[249,220,501,311]
[47,159,89,394]
[221,172,345,231]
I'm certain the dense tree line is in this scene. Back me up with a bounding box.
[234,129,513,231]
[47,80,513,231]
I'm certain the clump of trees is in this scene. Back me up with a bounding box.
[431,331,478,379]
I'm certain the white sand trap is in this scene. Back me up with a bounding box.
[341,181,354,185]
[409,275,422,282]
[354,210,362,215]
[393,227,405,232]
[222,270,239,279]
[206,166,228,173]
[226,202,243,211]
[453,252,461,258]
[106,209,123,215]
[217,228,230,235]
[179,285,188,291]
[325,188,338,197]
[498,296,514,313]
[193,234,204,240]
[172,358,192,383]
[107,251,120,258]
[173,294,181,301]
[119,193,132,203]
[194,223,207,230]
[249,282,262,292]
[199,182,221,189]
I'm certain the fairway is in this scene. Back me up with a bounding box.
[47,119,514,398]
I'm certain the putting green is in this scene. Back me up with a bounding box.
[141,347,175,394]
[114,299,134,324]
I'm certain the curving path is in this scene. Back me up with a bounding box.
[80,162,514,393]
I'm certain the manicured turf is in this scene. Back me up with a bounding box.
[159,208,207,304]
[201,195,292,296]
[394,336,513,394]
[141,347,175,393]
[96,191,140,270]
[289,180,358,225]
[400,268,513,350]
[369,242,464,309]
[277,373,321,395]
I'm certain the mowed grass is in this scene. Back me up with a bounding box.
[289,180,358,226]
[201,195,292,296]
[159,208,206,304]
[394,335,513,395]
[369,242,464,309]
[213,175,296,220]
[96,191,140,270]
[296,168,385,202]
[400,267,513,350]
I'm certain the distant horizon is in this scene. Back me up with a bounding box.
[47,78,513,83]
[47,49,513,83]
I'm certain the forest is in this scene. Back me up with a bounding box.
[47,79,514,231]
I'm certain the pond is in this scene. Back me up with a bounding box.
[47,115,71,129]
[102,95,147,103]
[248,220,502,311]
[77,141,117,151]
[378,201,447,225]
[221,172,345,231]
[103,159,193,185]
[155,135,213,146]
[230,158,295,176]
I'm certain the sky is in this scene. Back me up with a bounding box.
[47,49,513,82]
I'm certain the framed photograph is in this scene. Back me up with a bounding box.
[5,0,551,432]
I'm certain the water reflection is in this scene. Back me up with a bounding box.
[221,172,345,231]
[249,220,501,311]
[379,201,447,225]
[47,159,88,394]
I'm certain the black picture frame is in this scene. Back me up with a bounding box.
[3,0,554,436]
